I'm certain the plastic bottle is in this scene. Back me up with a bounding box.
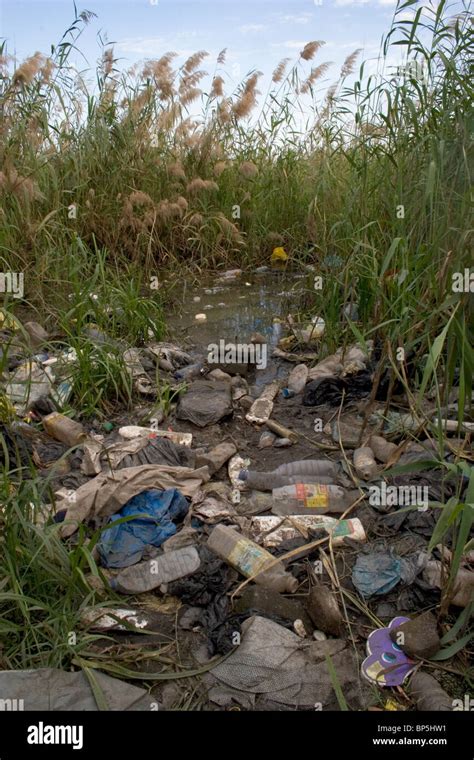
[271,483,358,515]
[42,412,87,446]
[111,546,201,594]
[118,425,193,447]
[369,435,398,463]
[249,515,366,547]
[273,460,338,477]
[238,459,339,492]
[353,446,378,480]
[207,524,298,593]
[239,471,337,491]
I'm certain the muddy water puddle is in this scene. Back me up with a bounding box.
[166,271,309,388]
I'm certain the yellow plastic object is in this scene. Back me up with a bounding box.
[271,246,288,262]
[0,309,22,330]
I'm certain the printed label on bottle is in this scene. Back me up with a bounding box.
[228,540,271,577]
[295,483,329,508]
[331,520,353,538]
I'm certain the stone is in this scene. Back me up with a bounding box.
[389,611,440,659]
[306,585,343,637]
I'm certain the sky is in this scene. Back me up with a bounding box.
[0,0,407,81]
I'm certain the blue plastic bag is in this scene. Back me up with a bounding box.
[97,489,189,568]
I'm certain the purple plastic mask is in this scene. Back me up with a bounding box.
[361,616,417,687]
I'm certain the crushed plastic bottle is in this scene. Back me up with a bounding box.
[207,524,298,593]
[111,546,201,594]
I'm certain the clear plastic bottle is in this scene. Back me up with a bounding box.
[207,524,298,593]
[353,446,378,480]
[239,471,337,491]
[271,483,358,515]
[111,546,201,594]
[42,412,87,446]
[239,459,339,492]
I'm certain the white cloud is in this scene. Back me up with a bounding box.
[116,37,196,57]
[278,40,315,50]
[279,13,313,24]
[239,24,267,34]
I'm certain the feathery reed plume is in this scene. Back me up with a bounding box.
[217,212,243,243]
[272,58,291,83]
[213,161,228,177]
[0,168,43,202]
[180,70,206,90]
[186,178,219,194]
[176,196,188,212]
[217,48,227,65]
[167,161,186,180]
[128,191,154,207]
[211,75,224,98]
[102,48,114,77]
[232,72,261,119]
[143,53,177,100]
[300,41,324,61]
[340,49,361,78]
[180,87,201,106]
[188,212,203,227]
[217,99,231,123]
[239,161,258,179]
[300,62,333,94]
[40,57,55,84]
[12,52,45,86]
[183,51,208,74]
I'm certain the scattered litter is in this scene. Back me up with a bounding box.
[248,515,366,547]
[97,488,190,568]
[209,615,365,709]
[423,559,474,608]
[361,617,417,686]
[353,446,378,480]
[111,546,201,594]
[58,463,210,537]
[0,668,156,710]
[245,381,279,424]
[42,412,87,446]
[118,426,193,447]
[207,524,298,593]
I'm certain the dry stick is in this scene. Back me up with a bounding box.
[358,341,387,445]
[298,432,339,452]
[325,543,359,658]
[335,389,359,489]
[265,418,298,442]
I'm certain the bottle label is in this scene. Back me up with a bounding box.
[228,540,271,577]
[294,483,329,508]
[332,520,353,538]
